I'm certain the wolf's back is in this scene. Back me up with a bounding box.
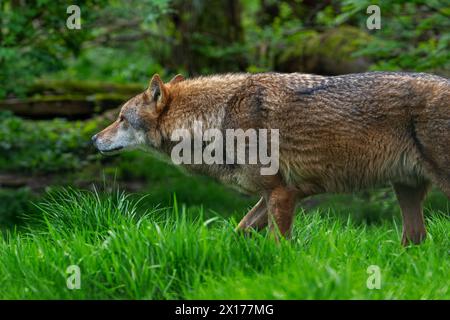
[268,71,449,194]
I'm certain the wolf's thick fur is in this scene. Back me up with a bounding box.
[93,72,449,245]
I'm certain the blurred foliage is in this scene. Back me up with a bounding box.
[335,0,450,72]
[0,111,100,172]
[0,0,171,98]
[0,0,98,98]
[1,0,448,99]
[0,188,36,230]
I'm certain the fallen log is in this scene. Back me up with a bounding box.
[0,79,145,119]
[0,94,130,119]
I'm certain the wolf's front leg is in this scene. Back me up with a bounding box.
[236,197,268,232]
[267,186,298,239]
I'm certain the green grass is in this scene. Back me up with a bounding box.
[0,188,448,299]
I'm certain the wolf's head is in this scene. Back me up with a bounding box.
[92,74,184,155]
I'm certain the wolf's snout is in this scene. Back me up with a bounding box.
[91,134,98,147]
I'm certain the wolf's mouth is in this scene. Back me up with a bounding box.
[99,146,124,154]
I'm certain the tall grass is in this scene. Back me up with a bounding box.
[0,188,448,299]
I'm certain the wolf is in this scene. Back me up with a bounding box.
[92,71,449,245]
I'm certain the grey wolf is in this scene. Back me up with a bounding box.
[92,71,449,245]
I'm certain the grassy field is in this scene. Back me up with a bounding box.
[0,187,448,300]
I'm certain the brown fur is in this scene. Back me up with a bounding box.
[93,71,449,245]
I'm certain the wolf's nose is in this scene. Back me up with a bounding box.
[91,134,98,144]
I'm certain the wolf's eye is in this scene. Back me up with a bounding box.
[119,115,125,122]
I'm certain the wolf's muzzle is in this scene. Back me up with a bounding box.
[91,134,98,144]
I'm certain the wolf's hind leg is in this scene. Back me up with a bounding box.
[393,182,430,246]
[236,197,268,232]
[267,186,298,239]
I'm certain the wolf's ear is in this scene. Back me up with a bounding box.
[168,74,185,85]
[147,74,169,113]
